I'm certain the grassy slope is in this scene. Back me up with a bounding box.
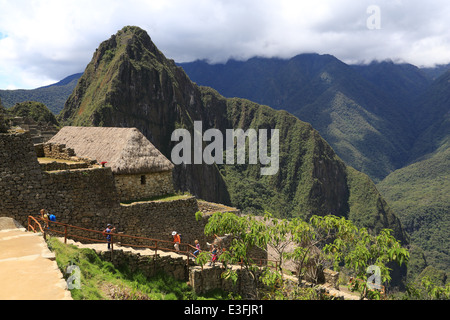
[47,237,228,300]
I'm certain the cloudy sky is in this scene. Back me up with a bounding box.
[0,0,449,89]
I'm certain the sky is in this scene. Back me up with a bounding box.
[0,0,449,89]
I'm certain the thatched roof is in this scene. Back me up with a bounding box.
[47,126,174,174]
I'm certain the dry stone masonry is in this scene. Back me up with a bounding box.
[114,171,174,202]
[0,132,217,250]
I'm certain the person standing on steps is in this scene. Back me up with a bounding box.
[172,231,181,251]
[103,224,116,250]
[193,240,201,257]
[39,209,49,229]
[209,244,218,267]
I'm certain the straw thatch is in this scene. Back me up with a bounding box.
[47,126,174,174]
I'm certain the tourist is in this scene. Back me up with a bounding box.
[103,224,116,250]
[172,231,181,251]
[209,244,218,267]
[39,209,49,229]
[48,213,56,223]
[193,240,201,256]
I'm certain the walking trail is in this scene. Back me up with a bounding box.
[0,217,72,300]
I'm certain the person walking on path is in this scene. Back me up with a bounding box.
[172,231,181,251]
[209,244,218,267]
[193,240,201,257]
[103,224,116,250]
[39,209,49,229]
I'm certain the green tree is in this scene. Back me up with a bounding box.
[203,212,409,300]
[203,212,269,299]
[336,227,409,299]
[285,215,356,285]
[406,277,450,300]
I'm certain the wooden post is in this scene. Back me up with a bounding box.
[186,245,190,267]
[64,225,67,244]
[111,235,114,260]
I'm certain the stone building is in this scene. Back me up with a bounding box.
[47,126,175,202]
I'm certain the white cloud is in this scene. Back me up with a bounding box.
[0,0,449,89]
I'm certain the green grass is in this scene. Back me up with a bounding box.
[120,193,192,205]
[46,237,230,300]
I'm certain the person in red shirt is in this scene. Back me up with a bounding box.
[172,231,181,251]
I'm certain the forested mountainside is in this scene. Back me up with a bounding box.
[179,56,448,183]
[377,70,450,274]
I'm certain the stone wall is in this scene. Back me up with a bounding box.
[42,168,120,228]
[0,132,215,251]
[189,265,340,298]
[115,197,212,250]
[41,143,76,160]
[98,250,187,281]
[323,269,339,290]
[114,171,175,203]
[197,200,240,214]
[36,142,98,165]
[0,132,46,225]
[39,161,90,172]
[189,265,265,299]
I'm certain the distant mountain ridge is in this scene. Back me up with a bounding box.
[0,73,82,114]
[179,56,448,182]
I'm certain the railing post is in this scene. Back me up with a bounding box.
[64,225,67,244]
[186,245,190,267]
